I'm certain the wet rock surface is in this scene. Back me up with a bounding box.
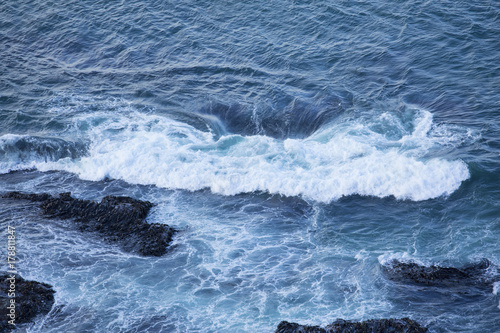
[276,318,428,333]
[0,273,55,332]
[3,191,175,256]
[380,259,496,287]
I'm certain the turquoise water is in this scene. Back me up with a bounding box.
[1,1,499,332]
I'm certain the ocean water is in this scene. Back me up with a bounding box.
[1,1,499,332]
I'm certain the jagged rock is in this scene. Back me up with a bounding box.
[380,259,495,287]
[276,318,427,333]
[3,191,175,257]
[0,273,55,332]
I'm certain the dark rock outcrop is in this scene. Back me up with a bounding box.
[276,318,427,333]
[0,273,55,332]
[3,191,175,256]
[276,321,325,333]
[325,318,428,333]
[380,258,496,287]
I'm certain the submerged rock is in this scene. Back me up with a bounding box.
[3,191,175,256]
[0,273,55,332]
[276,318,427,333]
[380,258,496,287]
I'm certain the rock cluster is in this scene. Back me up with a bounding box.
[276,318,428,333]
[3,191,175,256]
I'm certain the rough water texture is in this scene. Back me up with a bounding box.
[0,273,55,332]
[1,0,500,332]
[3,192,175,256]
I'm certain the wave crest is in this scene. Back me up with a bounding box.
[18,105,472,202]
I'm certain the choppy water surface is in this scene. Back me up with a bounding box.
[1,1,499,332]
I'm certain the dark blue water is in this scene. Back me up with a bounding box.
[1,1,499,332]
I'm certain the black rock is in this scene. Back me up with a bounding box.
[3,191,51,202]
[276,321,327,333]
[0,273,55,332]
[380,258,495,287]
[3,191,175,257]
[325,318,428,333]
[276,318,428,333]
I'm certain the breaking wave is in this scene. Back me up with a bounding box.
[0,103,471,202]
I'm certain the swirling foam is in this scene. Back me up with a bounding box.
[4,107,470,202]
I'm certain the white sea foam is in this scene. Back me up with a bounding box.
[493,281,500,295]
[3,107,471,202]
[494,282,500,310]
[377,252,428,267]
[0,133,28,142]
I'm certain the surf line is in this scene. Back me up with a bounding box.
[6,225,16,326]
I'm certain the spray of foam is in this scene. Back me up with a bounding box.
[377,252,430,267]
[5,106,471,202]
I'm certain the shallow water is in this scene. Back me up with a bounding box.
[1,0,499,332]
